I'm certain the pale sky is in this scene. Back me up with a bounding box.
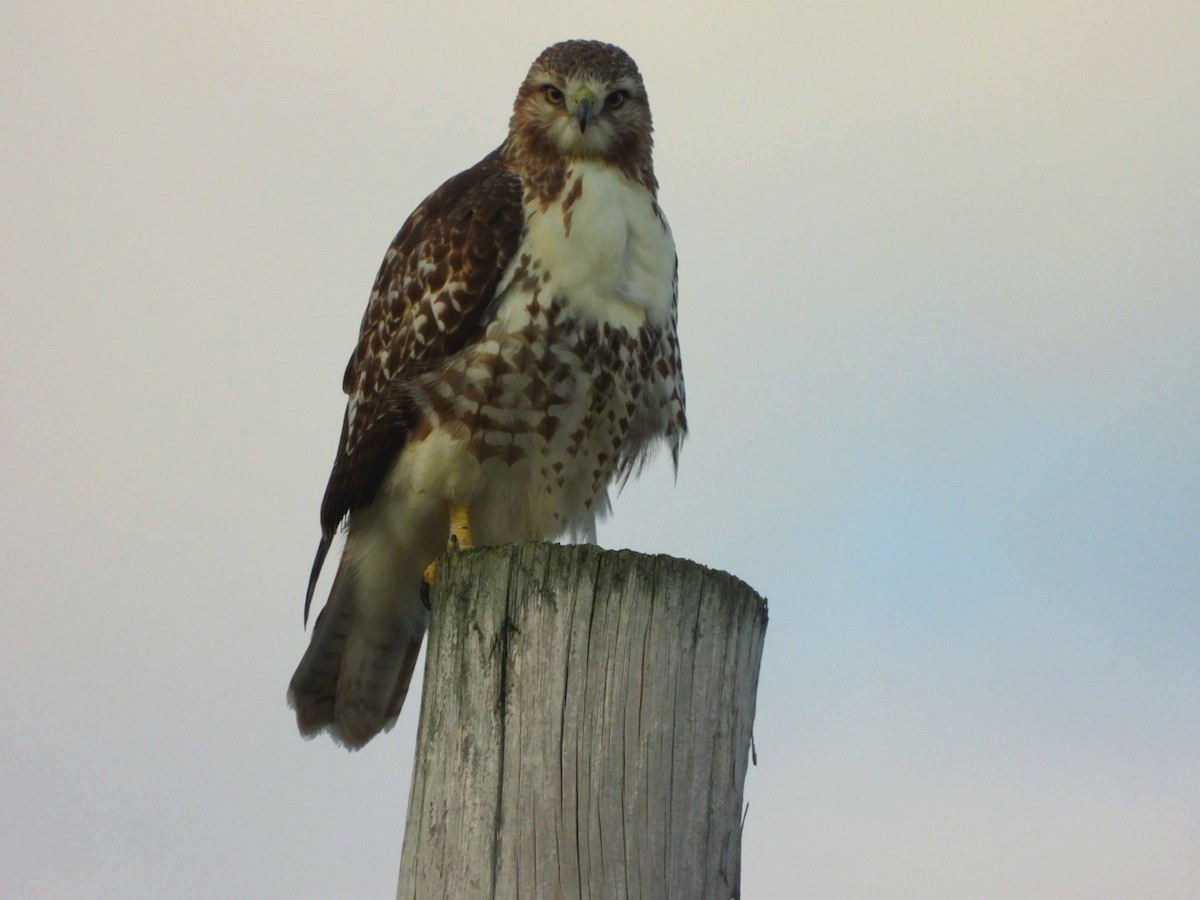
[3,2,1198,898]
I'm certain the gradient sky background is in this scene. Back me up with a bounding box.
[3,2,1198,898]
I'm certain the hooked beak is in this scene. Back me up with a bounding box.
[570,87,600,133]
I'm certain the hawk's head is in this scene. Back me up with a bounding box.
[508,40,654,176]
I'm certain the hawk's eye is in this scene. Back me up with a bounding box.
[543,85,564,105]
[605,90,628,110]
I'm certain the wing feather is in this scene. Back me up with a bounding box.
[305,149,523,614]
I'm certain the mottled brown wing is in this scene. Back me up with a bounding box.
[305,149,523,620]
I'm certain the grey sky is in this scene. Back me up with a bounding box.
[3,2,1198,897]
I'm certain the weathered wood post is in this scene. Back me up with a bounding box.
[397,543,767,900]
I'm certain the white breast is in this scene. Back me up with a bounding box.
[498,161,675,331]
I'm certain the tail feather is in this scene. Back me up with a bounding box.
[288,560,425,750]
[331,628,423,748]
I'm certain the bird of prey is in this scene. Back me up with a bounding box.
[288,39,686,749]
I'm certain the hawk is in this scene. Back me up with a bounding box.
[288,39,686,749]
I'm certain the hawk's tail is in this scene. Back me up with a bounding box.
[287,561,424,750]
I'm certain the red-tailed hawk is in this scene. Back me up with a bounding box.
[289,40,686,749]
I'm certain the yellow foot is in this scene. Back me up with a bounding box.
[448,503,474,552]
[424,505,473,608]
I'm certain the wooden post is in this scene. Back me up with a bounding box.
[397,543,768,900]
